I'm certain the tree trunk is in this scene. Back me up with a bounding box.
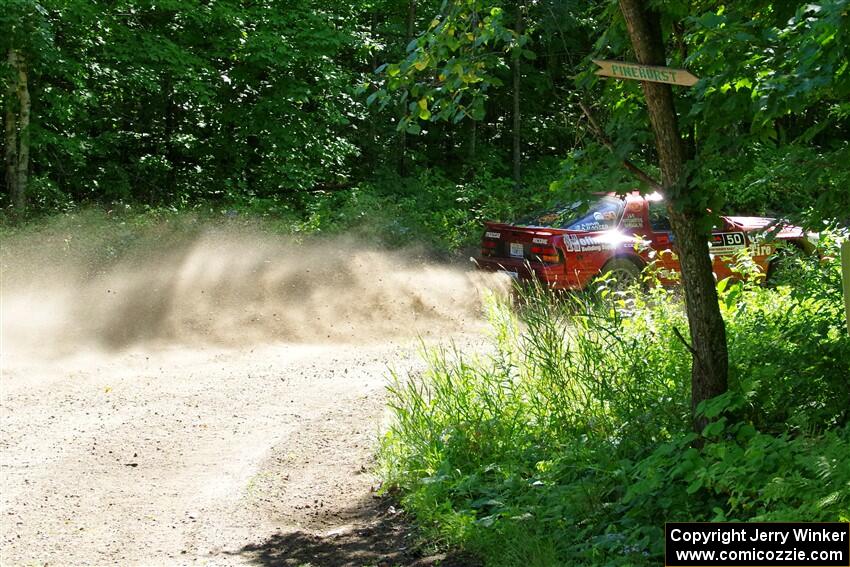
[618,0,728,432]
[399,0,416,176]
[17,57,29,209]
[4,51,18,206]
[469,7,478,169]
[469,118,477,164]
[511,2,524,188]
[4,48,29,212]
[163,74,177,203]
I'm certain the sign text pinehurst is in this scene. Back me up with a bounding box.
[593,59,699,87]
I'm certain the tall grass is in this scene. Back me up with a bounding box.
[379,236,850,566]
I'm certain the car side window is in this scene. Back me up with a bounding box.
[563,197,624,231]
[648,201,671,232]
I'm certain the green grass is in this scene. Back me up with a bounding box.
[378,235,850,566]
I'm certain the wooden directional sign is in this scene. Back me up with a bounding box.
[593,59,699,87]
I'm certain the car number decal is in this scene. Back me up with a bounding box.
[710,232,746,255]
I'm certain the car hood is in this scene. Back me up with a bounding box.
[724,216,806,239]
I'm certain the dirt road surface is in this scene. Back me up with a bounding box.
[0,226,505,565]
[1,337,484,566]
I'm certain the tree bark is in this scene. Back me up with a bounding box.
[4,48,29,212]
[618,0,728,432]
[469,6,479,168]
[511,2,524,188]
[4,51,18,206]
[398,0,416,176]
[163,74,177,203]
[469,117,476,164]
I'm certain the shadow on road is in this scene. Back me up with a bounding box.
[235,497,477,567]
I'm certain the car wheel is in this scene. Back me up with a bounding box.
[600,257,642,292]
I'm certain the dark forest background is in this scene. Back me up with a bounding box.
[3,0,848,250]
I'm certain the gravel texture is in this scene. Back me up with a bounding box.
[1,338,481,566]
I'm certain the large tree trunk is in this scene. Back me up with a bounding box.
[4,52,18,205]
[4,48,29,212]
[511,2,524,188]
[618,0,728,431]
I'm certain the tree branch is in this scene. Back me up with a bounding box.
[578,100,663,192]
[673,326,698,357]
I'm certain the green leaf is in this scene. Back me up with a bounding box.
[686,477,704,494]
[702,418,727,438]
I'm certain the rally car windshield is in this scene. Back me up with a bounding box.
[518,197,624,231]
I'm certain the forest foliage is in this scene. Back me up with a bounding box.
[3,0,848,243]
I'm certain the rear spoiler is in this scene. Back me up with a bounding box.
[483,221,558,238]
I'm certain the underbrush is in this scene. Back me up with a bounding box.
[292,163,557,252]
[379,237,850,566]
[4,161,559,256]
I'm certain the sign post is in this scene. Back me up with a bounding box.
[592,59,699,87]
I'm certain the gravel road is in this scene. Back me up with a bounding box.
[0,337,480,566]
[0,226,502,566]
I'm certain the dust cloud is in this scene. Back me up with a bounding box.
[1,220,508,356]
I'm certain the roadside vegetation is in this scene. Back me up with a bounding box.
[379,239,850,566]
[0,165,540,256]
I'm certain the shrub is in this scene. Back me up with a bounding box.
[379,236,850,566]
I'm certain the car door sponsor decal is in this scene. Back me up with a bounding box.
[564,234,616,253]
[749,243,774,256]
[623,214,644,228]
[575,222,605,232]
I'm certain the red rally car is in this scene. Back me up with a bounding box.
[476,192,814,290]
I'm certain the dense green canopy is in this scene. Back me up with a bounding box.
[2,0,848,229]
